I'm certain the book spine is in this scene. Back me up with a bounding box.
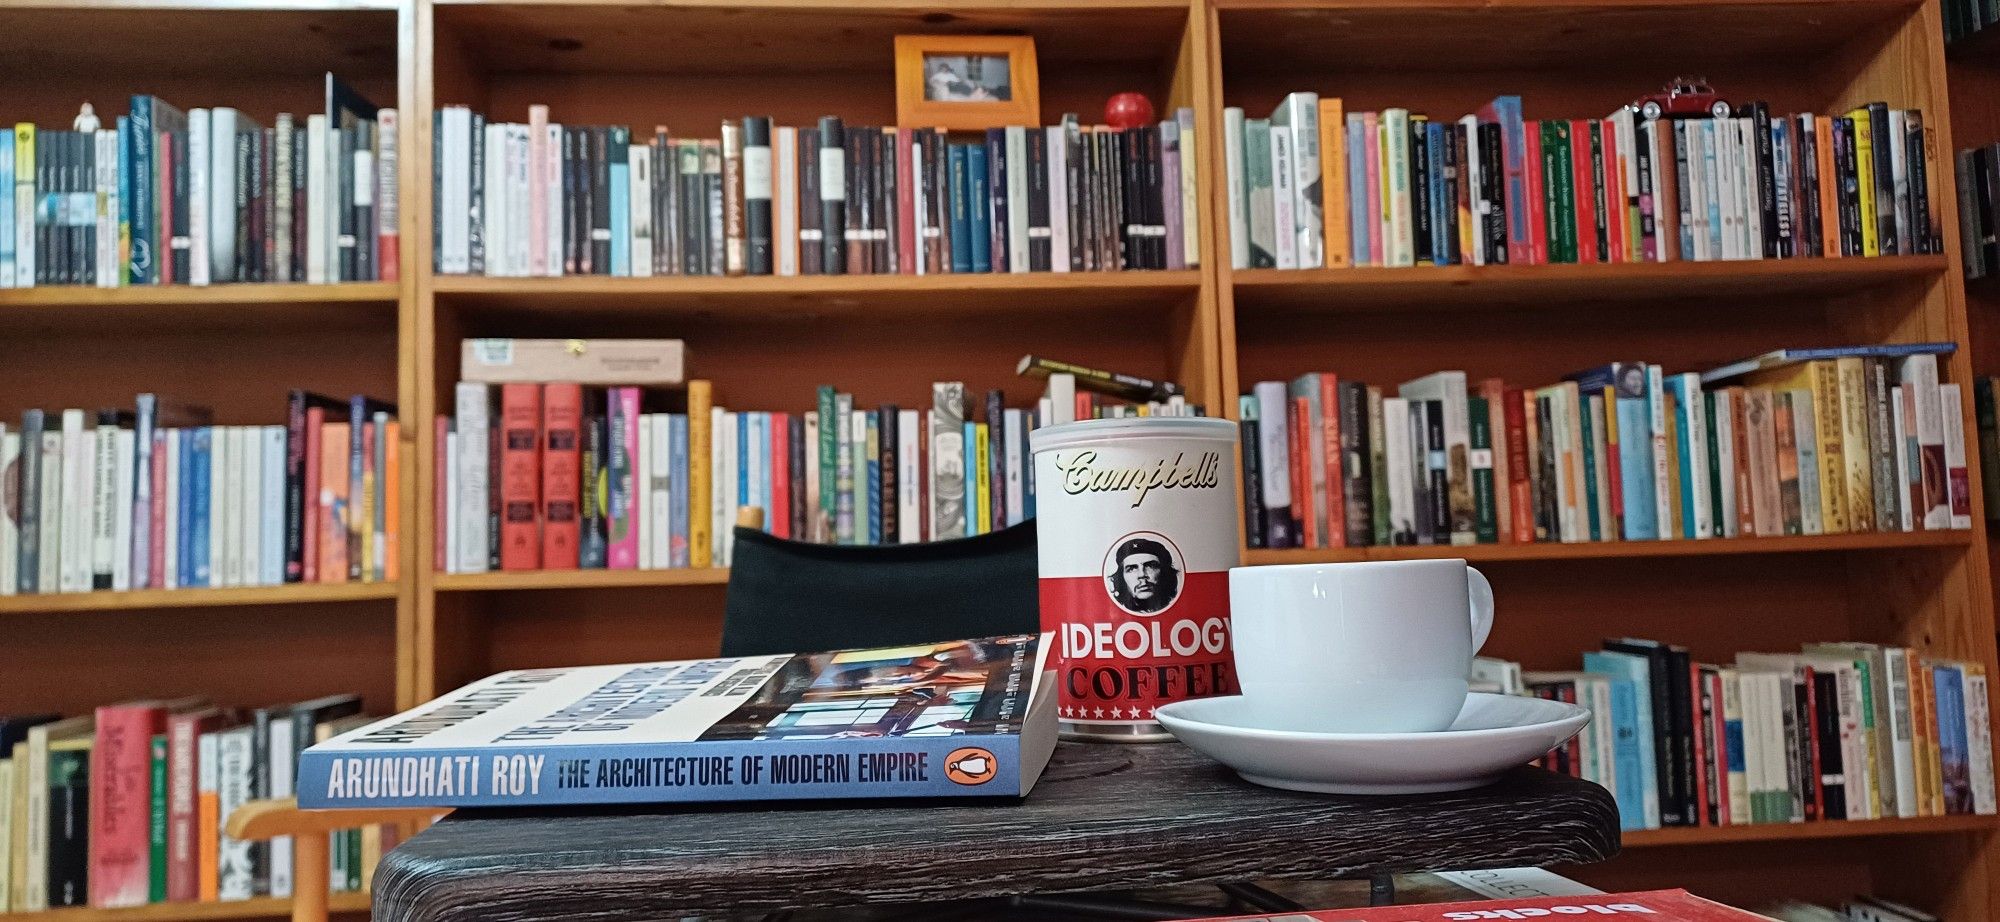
[607,388,640,568]
[501,383,542,570]
[454,383,489,573]
[540,383,581,569]
[687,381,712,566]
[90,705,161,907]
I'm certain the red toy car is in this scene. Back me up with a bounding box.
[1634,78,1734,120]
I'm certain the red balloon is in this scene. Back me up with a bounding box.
[1105,92,1155,129]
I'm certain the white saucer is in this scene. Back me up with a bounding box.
[1153,693,1591,795]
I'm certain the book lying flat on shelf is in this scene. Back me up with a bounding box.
[300,634,1056,808]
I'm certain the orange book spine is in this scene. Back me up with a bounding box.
[501,383,543,571]
[319,423,350,582]
[384,421,400,581]
[1319,375,1345,548]
[541,383,583,569]
[1600,118,1627,263]
[1290,396,1314,548]
[1319,98,1350,267]
[196,774,218,901]
[1652,123,1680,261]
[1816,117,1841,258]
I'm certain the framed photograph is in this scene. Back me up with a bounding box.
[895,35,1040,131]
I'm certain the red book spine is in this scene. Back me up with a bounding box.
[1688,660,1711,825]
[771,412,792,539]
[1504,388,1534,543]
[1289,397,1313,548]
[896,128,917,274]
[500,383,543,571]
[433,414,449,572]
[917,410,930,543]
[158,135,174,284]
[302,409,323,582]
[1524,123,1548,265]
[148,432,167,587]
[90,704,165,908]
[1076,392,1093,422]
[377,109,401,282]
[1571,120,1598,264]
[1601,118,1627,263]
[541,383,583,569]
[1801,667,1823,820]
[1318,375,1345,549]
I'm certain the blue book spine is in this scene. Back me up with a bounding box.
[967,143,992,272]
[1935,664,1971,812]
[610,157,630,276]
[1346,117,1369,266]
[1723,699,1746,811]
[190,428,212,587]
[737,411,751,512]
[668,414,689,568]
[1701,121,1723,257]
[866,412,881,545]
[297,733,1026,808]
[1584,651,1658,829]
[1491,96,1529,250]
[985,128,1008,272]
[963,421,979,536]
[948,144,972,272]
[1666,377,1698,539]
[0,130,12,286]
[1605,676,1646,830]
[176,429,193,586]
[261,427,286,586]
[760,413,774,532]
[1427,121,1450,265]
[1616,393,1657,540]
[128,96,155,285]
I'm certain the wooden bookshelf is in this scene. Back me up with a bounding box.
[434,568,729,592]
[1243,530,1975,566]
[0,891,371,922]
[0,583,399,615]
[1622,814,2000,848]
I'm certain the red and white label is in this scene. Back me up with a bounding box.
[1034,439,1240,725]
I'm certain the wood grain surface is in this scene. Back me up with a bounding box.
[374,742,1619,921]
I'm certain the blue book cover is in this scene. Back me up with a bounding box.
[261,427,286,586]
[1583,651,1658,829]
[1346,115,1368,266]
[1935,663,1973,814]
[948,144,972,273]
[967,143,992,273]
[610,152,630,276]
[755,412,773,529]
[1700,342,1958,385]
[189,428,213,587]
[127,96,156,285]
[1478,95,1529,252]
[1601,674,1646,830]
[866,412,881,545]
[297,635,1056,808]
[668,414,689,568]
[175,428,192,586]
[1700,120,1723,258]
[1,130,13,285]
[738,410,752,510]
[1426,121,1449,265]
[1664,375,1700,539]
[964,421,980,536]
[1568,363,1657,540]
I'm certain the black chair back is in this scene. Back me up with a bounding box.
[719,520,1040,657]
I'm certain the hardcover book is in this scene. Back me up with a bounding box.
[301,635,1055,808]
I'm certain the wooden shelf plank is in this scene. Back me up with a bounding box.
[1624,814,2000,847]
[0,582,399,615]
[434,271,1203,319]
[1231,257,1947,313]
[0,891,371,921]
[0,283,399,308]
[434,568,732,592]
[1242,530,1973,565]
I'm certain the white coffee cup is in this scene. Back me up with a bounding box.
[1228,559,1494,734]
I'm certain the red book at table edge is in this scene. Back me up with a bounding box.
[90,702,170,908]
[1181,890,1771,922]
[501,383,543,571]
[541,382,584,569]
[165,708,233,903]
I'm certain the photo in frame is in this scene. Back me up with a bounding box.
[895,35,1040,131]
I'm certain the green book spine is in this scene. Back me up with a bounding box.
[816,385,837,533]
[1539,121,1564,263]
[1468,396,1498,543]
[349,828,361,891]
[1577,394,1602,541]
[1706,392,1726,535]
[149,734,168,903]
[1553,120,1578,264]
[1368,386,1391,546]
[1245,119,1276,268]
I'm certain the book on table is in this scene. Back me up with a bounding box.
[299,634,1055,808]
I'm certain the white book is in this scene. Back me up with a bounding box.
[1399,370,1472,543]
[528,105,549,277]
[261,427,285,586]
[1644,365,1673,537]
[1682,123,1707,261]
[189,109,212,285]
[0,430,16,595]
[1179,108,1199,268]
[1675,375,1713,538]
[630,143,653,277]
[1003,408,1025,527]
[1892,386,1913,532]
[1738,670,1771,820]
[1713,122,1737,260]
[1791,388,1824,535]
[710,406,727,563]
[455,383,490,572]
[111,428,133,591]
[1005,126,1030,272]
[720,411,739,565]
[803,411,822,540]
[1713,388,1738,538]
[163,430,180,589]
[544,123,563,276]
[775,127,799,277]
[509,125,532,276]
[1268,126,1297,269]
[242,426,265,586]
[1223,107,1250,270]
[483,122,506,277]
[1543,388,1576,542]
[1046,373,1077,426]
[38,431,60,592]
[96,129,118,288]
[0,757,11,907]
[636,414,655,567]
[897,409,920,543]
[1037,398,1053,429]
[209,108,243,282]
[1883,647,1920,817]
[1902,354,1949,529]
[1887,109,1910,255]
[440,107,471,275]
[304,114,329,283]
[12,125,31,287]
[215,427,237,587]
[59,411,88,592]
[1381,396,1415,543]
[1384,109,1416,267]
[1273,92,1322,269]
[1461,115,1486,266]
[1612,108,1640,260]
[443,429,460,574]
[1720,668,1750,824]
[90,417,118,589]
[1253,382,1293,520]
[1964,668,1996,815]
[749,413,770,535]
[268,717,296,897]
[1742,121,1764,257]
[651,413,671,569]
[1940,382,1973,528]
[1046,127,1070,273]
[215,726,255,900]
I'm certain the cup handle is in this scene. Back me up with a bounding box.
[1467,566,1494,653]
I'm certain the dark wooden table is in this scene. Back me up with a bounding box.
[373,742,1620,922]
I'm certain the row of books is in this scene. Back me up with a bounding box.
[1943,0,1999,44]
[439,368,1196,573]
[431,108,1199,278]
[1,697,390,912]
[0,392,398,595]
[1954,143,2000,280]
[1238,346,1969,550]
[1476,639,1997,831]
[0,76,397,289]
[1224,93,1940,271]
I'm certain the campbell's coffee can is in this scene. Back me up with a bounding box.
[1030,417,1240,741]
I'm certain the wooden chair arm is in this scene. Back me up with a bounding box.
[227,797,448,841]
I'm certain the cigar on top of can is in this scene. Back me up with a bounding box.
[1029,417,1241,742]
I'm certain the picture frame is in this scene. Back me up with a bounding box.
[895,35,1040,131]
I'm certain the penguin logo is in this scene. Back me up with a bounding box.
[944,747,998,786]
